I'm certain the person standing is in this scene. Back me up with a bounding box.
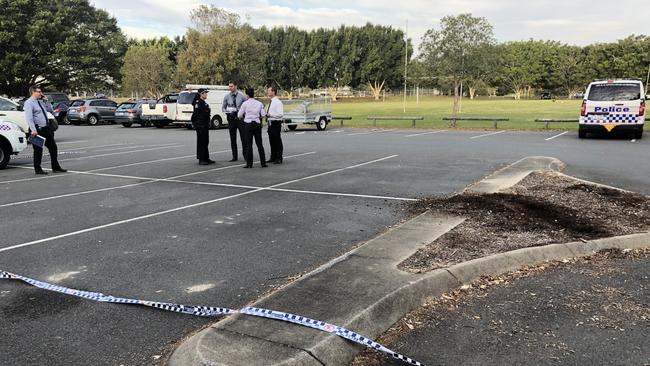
[24,86,66,175]
[237,88,267,169]
[222,81,246,162]
[266,85,284,164]
[192,88,215,165]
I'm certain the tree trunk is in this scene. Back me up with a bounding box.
[451,81,461,127]
[368,80,386,101]
[327,86,339,101]
[468,86,477,100]
[514,87,523,100]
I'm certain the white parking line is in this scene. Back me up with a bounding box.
[405,130,447,138]
[62,143,131,152]
[57,140,89,145]
[0,155,399,253]
[470,130,506,139]
[0,152,318,208]
[56,145,184,162]
[545,131,569,141]
[347,129,398,136]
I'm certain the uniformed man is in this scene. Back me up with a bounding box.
[266,85,284,164]
[222,81,246,162]
[192,88,215,165]
[237,88,267,168]
[24,86,66,175]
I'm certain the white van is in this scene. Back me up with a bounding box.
[174,85,230,129]
[579,79,645,139]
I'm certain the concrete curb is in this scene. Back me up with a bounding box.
[168,157,645,366]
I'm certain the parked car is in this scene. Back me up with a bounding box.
[52,101,71,124]
[115,100,154,127]
[0,96,55,134]
[66,98,118,125]
[174,85,229,129]
[540,91,554,100]
[141,93,178,128]
[43,92,70,104]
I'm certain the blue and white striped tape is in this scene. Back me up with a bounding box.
[0,270,425,366]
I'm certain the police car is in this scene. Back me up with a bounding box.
[0,120,28,169]
[579,79,646,139]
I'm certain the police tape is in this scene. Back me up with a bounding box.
[1,270,425,366]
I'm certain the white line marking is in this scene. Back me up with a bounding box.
[0,155,399,253]
[347,129,380,136]
[57,140,89,145]
[0,152,317,208]
[62,143,131,152]
[56,145,185,162]
[545,131,569,141]
[405,130,447,138]
[470,130,506,139]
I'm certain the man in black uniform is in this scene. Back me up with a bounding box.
[192,88,215,165]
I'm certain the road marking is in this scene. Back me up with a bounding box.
[470,130,506,139]
[545,131,569,141]
[0,155,399,253]
[62,143,131,152]
[405,130,447,138]
[347,129,387,136]
[0,150,230,184]
[56,144,184,162]
[56,140,89,145]
[0,152,317,208]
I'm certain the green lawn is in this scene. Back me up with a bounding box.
[331,96,583,130]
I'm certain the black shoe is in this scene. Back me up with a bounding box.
[199,161,210,165]
[261,163,268,168]
[266,159,275,164]
[207,159,216,164]
[273,159,283,165]
[53,168,67,173]
[243,165,252,169]
[35,170,48,175]
[229,158,238,162]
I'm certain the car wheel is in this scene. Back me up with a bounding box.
[0,140,10,170]
[210,116,223,129]
[288,125,297,131]
[87,115,99,126]
[634,128,643,140]
[316,117,327,131]
[578,128,586,139]
[154,122,164,129]
[122,122,132,128]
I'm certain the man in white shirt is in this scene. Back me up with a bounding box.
[237,88,267,168]
[265,85,284,164]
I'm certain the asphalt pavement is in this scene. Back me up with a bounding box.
[0,124,647,365]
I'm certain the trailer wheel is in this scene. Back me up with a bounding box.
[210,116,223,129]
[316,117,327,131]
[288,125,297,131]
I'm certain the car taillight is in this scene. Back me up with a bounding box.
[163,105,168,113]
[640,101,646,116]
[78,106,87,112]
[54,108,61,113]
[127,109,136,113]
[580,101,587,117]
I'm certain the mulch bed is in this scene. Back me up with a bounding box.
[399,172,650,273]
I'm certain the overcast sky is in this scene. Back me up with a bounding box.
[93,0,648,49]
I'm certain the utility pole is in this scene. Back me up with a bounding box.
[404,19,409,114]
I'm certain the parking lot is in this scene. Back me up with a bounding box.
[0,125,648,365]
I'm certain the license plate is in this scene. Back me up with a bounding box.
[69,109,76,113]
[591,115,605,121]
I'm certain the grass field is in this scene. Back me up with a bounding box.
[330,96,583,130]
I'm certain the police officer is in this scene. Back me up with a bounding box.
[266,85,284,164]
[222,81,246,162]
[24,86,66,175]
[192,88,215,165]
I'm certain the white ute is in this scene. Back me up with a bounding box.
[0,120,28,169]
[579,79,646,139]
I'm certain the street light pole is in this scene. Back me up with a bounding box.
[404,20,408,114]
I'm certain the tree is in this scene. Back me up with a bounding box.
[420,14,495,118]
[120,45,175,98]
[175,6,266,87]
[0,0,127,96]
[498,40,548,99]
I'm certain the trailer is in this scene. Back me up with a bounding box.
[283,97,332,131]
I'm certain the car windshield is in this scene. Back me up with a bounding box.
[70,100,85,107]
[117,103,136,110]
[44,94,69,103]
[588,84,641,101]
[178,92,198,104]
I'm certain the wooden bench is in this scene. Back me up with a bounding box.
[367,116,424,128]
[535,118,579,129]
[332,116,352,127]
[443,116,509,129]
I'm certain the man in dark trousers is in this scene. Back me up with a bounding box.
[265,85,284,164]
[192,88,215,165]
[237,88,267,168]
[24,86,66,175]
[222,81,246,162]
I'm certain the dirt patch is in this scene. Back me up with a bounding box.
[352,248,650,366]
[400,172,650,272]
